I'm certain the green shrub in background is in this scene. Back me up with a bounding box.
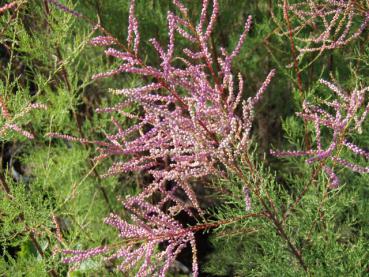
[0,0,368,276]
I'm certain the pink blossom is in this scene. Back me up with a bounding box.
[272,80,369,186]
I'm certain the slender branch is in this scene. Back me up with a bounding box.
[230,161,308,272]
[283,0,303,95]
[42,0,113,213]
[283,0,311,150]
[267,211,307,271]
[210,34,221,73]
[105,212,266,249]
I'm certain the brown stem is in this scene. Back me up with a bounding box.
[230,162,308,272]
[283,0,311,150]
[210,34,221,74]
[283,0,303,95]
[268,212,308,271]
[188,212,266,233]
[42,1,113,213]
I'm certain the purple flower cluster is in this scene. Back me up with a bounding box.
[283,0,369,54]
[90,0,275,214]
[0,1,17,14]
[63,197,198,277]
[271,79,369,188]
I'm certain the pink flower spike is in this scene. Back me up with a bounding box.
[127,0,136,47]
[205,0,219,39]
[0,1,17,14]
[90,36,116,46]
[172,0,188,15]
[272,79,369,186]
[229,16,253,61]
[323,166,339,188]
[283,1,369,54]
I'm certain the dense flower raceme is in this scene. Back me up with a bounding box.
[89,10,275,214]
[0,1,18,14]
[283,0,369,54]
[49,0,275,275]
[271,80,369,188]
[63,196,198,277]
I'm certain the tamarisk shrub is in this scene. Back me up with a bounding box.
[49,0,276,275]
